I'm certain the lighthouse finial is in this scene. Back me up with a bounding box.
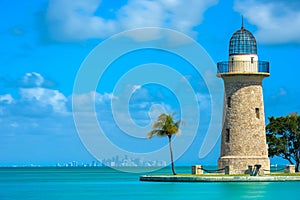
[241,15,244,29]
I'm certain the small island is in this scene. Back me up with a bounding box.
[140,174,300,182]
[140,165,300,182]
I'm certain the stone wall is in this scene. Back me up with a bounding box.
[219,156,270,174]
[192,165,203,175]
[218,74,270,174]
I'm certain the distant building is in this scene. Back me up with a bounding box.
[217,20,270,174]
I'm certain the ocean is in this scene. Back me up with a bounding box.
[0,166,299,200]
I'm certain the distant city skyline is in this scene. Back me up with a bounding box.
[60,156,167,168]
[2,154,168,168]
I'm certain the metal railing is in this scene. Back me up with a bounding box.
[217,61,270,74]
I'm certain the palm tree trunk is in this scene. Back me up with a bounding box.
[168,135,176,175]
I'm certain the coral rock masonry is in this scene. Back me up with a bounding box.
[217,22,270,174]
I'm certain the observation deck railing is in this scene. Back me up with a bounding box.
[217,61,269,74]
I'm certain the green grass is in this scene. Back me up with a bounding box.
[148,172,300,177]
[149,174,249,177]
[268,172,300,176]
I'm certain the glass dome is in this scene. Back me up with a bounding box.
[229,27,257,55]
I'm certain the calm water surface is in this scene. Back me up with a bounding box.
[0,167,299,200]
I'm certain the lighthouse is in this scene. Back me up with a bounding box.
[217,21,270,174]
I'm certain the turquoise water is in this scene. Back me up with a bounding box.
[0,167,299,200]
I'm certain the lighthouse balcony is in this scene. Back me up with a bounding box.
[217,61,269,76]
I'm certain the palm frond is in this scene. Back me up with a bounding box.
[147,113,182,139]
[174,128,181,136]
[158,113,168,120]
[175,119,182,128]
[147,129,167,138]
[152,121,164,129]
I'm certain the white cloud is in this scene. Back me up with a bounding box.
[132,85,141,93]
[234,0,300,44]
[20,88,67,114]
[45,0,218,41]
[148,103,170,119]
[271,87,288,99]
[96,92,117,103]
[72,91,115,112]
[117,0,165,29]
[119,0,219,36]
[10,122,19,128]
[0,94,14,104]
[196,93,211,109]
[22,72,45,87]
[277,88,287,96]
[46,0,117,41]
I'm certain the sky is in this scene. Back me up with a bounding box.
[0,0,300,167]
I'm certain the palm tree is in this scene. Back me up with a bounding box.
[147,113,181,175]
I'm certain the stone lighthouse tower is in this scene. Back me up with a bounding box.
[217,21,270,174]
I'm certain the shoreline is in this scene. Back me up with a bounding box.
[140,174,300,182]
